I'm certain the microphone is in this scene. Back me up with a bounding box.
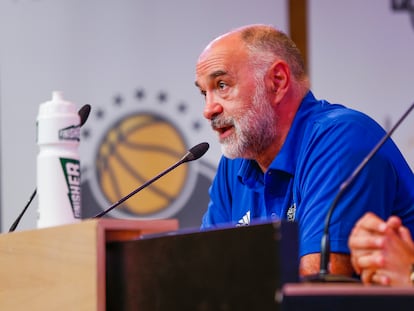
[78,104,92,127]
[93,142,210,218]
[8,104,92,232]
[304,102,414,282]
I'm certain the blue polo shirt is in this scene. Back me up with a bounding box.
[201,91,414,257]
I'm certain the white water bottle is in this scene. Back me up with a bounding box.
[37,91,82,228]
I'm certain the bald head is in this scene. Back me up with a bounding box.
[199,24,308,85]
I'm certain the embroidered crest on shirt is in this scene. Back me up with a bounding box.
[237,210,250,226]
[286,203,296,222]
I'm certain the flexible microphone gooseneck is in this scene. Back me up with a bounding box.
[8,104,92,233]
[304,102,414,282]
[93,142,210,218]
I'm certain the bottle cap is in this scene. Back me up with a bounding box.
[37,91,80,144]
[38,91,78,118]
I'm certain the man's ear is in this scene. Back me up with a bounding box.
[266,60,290,104]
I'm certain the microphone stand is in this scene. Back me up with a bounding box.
[94,142,209,218]
[93,158,187,218]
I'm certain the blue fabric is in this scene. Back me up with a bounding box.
[201,91,414,258]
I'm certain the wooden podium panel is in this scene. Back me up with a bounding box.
[106,221,298,311]
[0,218,178,311]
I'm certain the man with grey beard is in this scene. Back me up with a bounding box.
[194,24,414,280]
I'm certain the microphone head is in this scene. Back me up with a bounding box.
[78,104,91,127]
[182,142,209,162]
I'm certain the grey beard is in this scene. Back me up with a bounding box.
[221,104,277,159]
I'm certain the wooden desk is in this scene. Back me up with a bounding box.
[0,219,178,311]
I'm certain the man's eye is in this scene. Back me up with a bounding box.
[218,81,227,90]
[200,90,206,97]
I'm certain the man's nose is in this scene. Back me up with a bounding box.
[203,94,223,120]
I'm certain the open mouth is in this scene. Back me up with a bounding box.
[216,125,232,134]
[213,124,234,140]
[211,117,235,140]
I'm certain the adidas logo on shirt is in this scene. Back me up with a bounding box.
[237,210,250,226]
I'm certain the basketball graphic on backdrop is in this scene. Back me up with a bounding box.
[80,87,216,224]
[96,113,187,215]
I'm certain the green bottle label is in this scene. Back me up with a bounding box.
[60,158,81,218]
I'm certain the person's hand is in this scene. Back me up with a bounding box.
[348,212,414,286]
[348,212,387,283]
